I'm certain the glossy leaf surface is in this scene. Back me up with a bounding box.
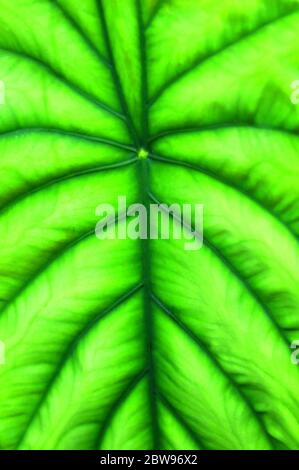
[0,0,299,450]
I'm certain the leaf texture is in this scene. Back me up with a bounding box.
[0,0,299,450]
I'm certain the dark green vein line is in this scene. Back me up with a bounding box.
[0,156,138,218]
[139,159,159,449]
[136,0,149,144]
[148,8,299,106]
[0,211,129,318]
[17,283,143,449]
[148,123,299,143]
[145,0,165,29]
[53,0,111,69]
[0,47,124,121]
[149,152,299,244]
[0,228,94,318]
[97,0,139,148]
[152,294,274,449]
[0,127,135,151]
[157,392,204,450]
[136,0,159,449]
[95,368,148,449]
[149,192,291,348]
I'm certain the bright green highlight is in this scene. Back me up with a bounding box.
[0,0,299,452]
[137,148,149,159]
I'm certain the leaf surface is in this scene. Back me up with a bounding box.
[0,0,299,450]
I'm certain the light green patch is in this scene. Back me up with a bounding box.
[137,147,149,159]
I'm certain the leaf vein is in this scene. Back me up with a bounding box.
[17,283,143,449]
[148,8,299,106]
[150,152,299,244]
[152,293,273,448]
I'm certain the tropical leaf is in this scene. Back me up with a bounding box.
[0,0,299,450]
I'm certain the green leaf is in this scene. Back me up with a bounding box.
[0,0,299,450]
